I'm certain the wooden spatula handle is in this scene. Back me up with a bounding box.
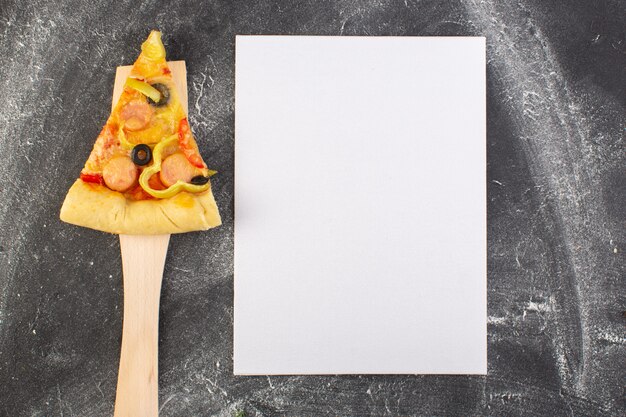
[114,234,170,417]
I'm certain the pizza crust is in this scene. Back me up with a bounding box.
[60,179,221,234]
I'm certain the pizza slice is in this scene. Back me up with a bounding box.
[60,31,221,234]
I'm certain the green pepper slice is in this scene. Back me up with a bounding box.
[117,122,135,150]
[138,134,214,199]
[126,78,162,103]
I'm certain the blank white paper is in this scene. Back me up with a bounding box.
[234,36,486,375]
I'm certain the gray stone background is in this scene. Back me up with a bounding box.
[0,0,624,416]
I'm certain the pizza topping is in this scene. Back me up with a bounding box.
[148,173,167,190]
[138,134,213,198]
[146,83,170,107]
[125,115,174,145]
[80,172,104,185]
[177,118,206,168]
[126,78,162,103]
[102,156,138,192]
[141,31,166,61]
[190,175,210,185]
[126,174,166,200]
[159,152,197,187]
[117,124,135,150]
[72,32,217,200]
[120,100,154,131]
[131,144,152,166]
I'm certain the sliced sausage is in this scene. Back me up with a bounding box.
[120,100,153,131]
[103,156,138,192]
[159,152,197,187]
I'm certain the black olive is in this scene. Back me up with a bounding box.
[131,144,152,166]
[147,83,170,107]
[190,175,210,185]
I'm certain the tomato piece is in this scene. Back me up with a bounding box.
[80,172,104,185]
[148,173,167,190]
[126,173,166,200]
[177,118,206,168]
[127,184,153,200]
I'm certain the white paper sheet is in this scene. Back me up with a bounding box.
[234,36,486,375]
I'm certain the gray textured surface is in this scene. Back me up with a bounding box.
[0,0,624,416]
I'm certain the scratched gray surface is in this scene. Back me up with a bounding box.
[0,0,624,416]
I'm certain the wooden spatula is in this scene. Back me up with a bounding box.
[110,61,189,417]
[115,234,169,416]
